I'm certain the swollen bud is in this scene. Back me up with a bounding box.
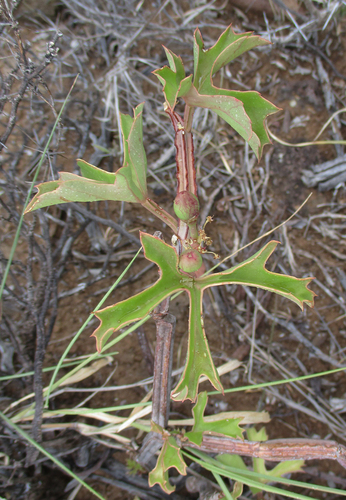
[173,191,199,222]
[179,249,203,273]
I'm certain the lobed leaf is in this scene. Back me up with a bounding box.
[193,26,270,93]
[149,426,186,494]
[92,232,183,352]
[153,25,279,157]
[170,286,223,402]
[187,25,279,158]
[185,392,243,446]
[198,241,315,310]
[25,171,137,213]
[153,47,192,109]
[92,236,314,402]
[171,241,314,401]
[25,104,148,213]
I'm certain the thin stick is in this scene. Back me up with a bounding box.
[151,297,175,428]
[268,126,346,147]
[191,436,346,469]
[0,76,79,302]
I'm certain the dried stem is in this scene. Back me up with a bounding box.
[0,4,61,152]
[151,295,175,428]
[189,436,346,469]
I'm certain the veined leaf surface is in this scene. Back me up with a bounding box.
[149,424,186,494]
[25,104,148,213]
[25,171,137,212]
[199,241,315,310]
[92,234,314,403]
[193,26,270,92]
[185,392,244,445]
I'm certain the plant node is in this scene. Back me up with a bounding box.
[174,191,200,223]
[179,249,203,273]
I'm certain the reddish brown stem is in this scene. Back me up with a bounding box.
[166,106,198,243]
[166,109,188,192]
[184,104,197,196]
[166,106,197,197]
[141,198,178,234]
[189,436,346,469]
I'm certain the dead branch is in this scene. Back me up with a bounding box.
[190,435,346,469]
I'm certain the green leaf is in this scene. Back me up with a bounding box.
[181,82,278,159]
[77,159,117,183]
[25,104,147,213]
[171,286,223,401]
[92,237,314,402]
[232,481,244,499]
[267,460,305,483]
[215,454,247,500]
[171,241,313,401]
[24,171,137,212]
[199,241,315,310]
[153,47,193,109]
[149,433,186,494]
[92,232,222,401]
[193,26,270,92]
[187,25,279,158]
[119,103,147,201]
[185,392,243,446]
[247,426,268,442]
[92,232,183,352]
[213,88,279,159]
[181,84,253,144]
[217,453,248,474]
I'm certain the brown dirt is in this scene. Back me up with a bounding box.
[1,1,346,499]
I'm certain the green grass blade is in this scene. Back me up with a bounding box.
[0,76,78,301]
[208,366,346,395]
[46,314,150,403]
[0,410,106,500]
[212,472,234,500]
[184,449,346,498]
